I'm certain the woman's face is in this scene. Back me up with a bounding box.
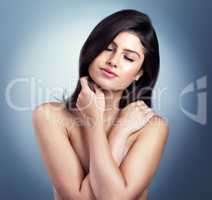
[88,31,145,91]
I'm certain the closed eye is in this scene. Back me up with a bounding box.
[105,48,113,51]
[105,48,134,62]
[124,55,134,62]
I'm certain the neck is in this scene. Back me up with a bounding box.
[104,89,122,110]
[102,89,123,130]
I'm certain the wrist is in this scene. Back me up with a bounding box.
[84,115,103,129]
[114,118,130,136]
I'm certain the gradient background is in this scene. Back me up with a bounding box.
[0,0,211,199]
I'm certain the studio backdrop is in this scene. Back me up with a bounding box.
[0,0,211,199]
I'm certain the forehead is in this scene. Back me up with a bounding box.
[111,31,144,52]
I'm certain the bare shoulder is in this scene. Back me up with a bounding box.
[138,114,169,143]
[147,114,168,129]
[118,114,169,199]
[32,101,76,133]
[32,102,87,200]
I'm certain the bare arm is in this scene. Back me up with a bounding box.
[32,103,86,200]
[78,123,128,199]
[86,115,169,200]
[32,102,129,200]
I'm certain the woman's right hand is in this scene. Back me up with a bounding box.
[116,100,156,137]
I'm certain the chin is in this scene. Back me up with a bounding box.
[89,69,121,91]
[92,77,117,91]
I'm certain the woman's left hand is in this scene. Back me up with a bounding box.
[76,76,105,122]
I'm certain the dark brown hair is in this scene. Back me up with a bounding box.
[62,9,160,111]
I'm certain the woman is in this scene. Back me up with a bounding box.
[32,9,169,200]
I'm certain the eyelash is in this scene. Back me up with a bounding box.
[105,48,134,62]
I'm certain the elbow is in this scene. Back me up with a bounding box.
[56,189,81,200]
[95,182,131,200]
[53,184,83,200]
[99,188,145,200]
[96,188,126,200]
[98,193,128,200]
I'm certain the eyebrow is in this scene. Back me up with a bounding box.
[110,41,141,58]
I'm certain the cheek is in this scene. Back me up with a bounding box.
[88,58,99,72]
[116,71,135,89]
[116,64,142,88]
[120,57,144,79]
[89,54,107,76]
[120,65,139,79]
[89,55,103,69]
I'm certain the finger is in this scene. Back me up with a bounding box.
[93,83,98,90]
[145,111,156,123]
[93,83,103,95]
[135,101,142,106]
[135,100,142,106]
[142,108,153,114]
[80,76,90,90]
[140,101,148,108]
[135,100,147,108]
[133,101,142,108]
[138,100,146,105]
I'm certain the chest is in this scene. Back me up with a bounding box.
[68,123,139,175]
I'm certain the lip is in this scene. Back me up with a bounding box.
[100,68,118,77]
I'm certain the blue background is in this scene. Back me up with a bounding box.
[0,0,211,199]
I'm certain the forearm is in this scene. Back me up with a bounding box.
[87,120,126,199]
[78,173,96,200]
[78,123,128,200]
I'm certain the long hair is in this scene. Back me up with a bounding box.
[62,9,160,111]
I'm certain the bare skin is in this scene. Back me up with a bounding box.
[32,32,169,199]
[34,101,149,200]
[53,104,148,200]
[33,97,168,199]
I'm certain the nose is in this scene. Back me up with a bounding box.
[106,53,119,68]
